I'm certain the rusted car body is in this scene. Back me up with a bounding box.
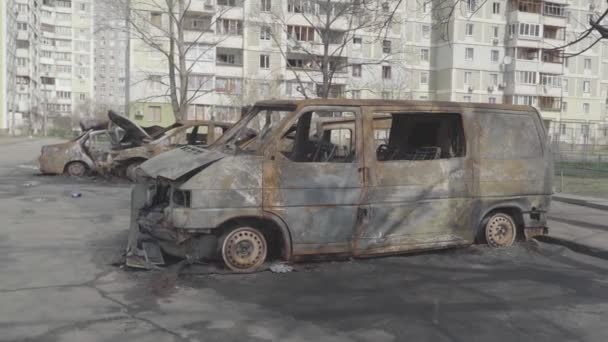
[126,100,552,272]
[106,112,233,179]
[39,111,233,178]
[39,130,112,177]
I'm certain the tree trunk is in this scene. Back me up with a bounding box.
[177,0,189,121]
[166,0,181,122]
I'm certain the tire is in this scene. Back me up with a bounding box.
[484,213,517,248]
[220,226,267,272]
[65,161,87,177]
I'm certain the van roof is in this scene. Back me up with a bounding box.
[254,99,538,113]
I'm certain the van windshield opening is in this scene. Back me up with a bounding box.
[220,106,295,152]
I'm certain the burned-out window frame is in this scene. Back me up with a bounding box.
[270,106,362,164]
[368,110,467,163]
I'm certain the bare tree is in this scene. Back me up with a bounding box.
[260,0,405,99]
[108,0,232,121]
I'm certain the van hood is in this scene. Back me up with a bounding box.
[139,145,226,181]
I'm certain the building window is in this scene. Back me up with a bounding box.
[260,26,272,40]
[287,25,315,41]
[491,50,499,62]
[464,71,472,84]
[217,54,237,65]
[218,0,238,5]
[216,77,242,94]
[466,0,477,12]
[463,95,472,102]
[382,65,392,79]
[489,97,497,104]
[559,123,566,135]
[217,19,243,35]
[516,71,537,84]
[584,58,592,70]
[352,64,362,77]
[519,23,540,37]
[422,25,430,38]
[465,23,474,36]
[422,2,428,13]
[562,101,568,112]
[563,78,568,92]
[420,48,429,62]
[260,54,270,69]
[351,90,361,99]
[465,47,474,61]
[583,81,590,93]
[490,73,498,86]
[383,40,392,53]
[353,36,362,46]
[381,91,391,100]
[188,75,214,90]
[493,26,499,38]
[493,2,500,14]
[583,103,590,114]
[150,13,162,27]
[261,0,271,12]
[581,124,590,136]
[420,72,429,85]
[147,106,162,122]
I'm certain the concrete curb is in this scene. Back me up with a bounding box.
[552,195,608,211]
[536,235,608,261]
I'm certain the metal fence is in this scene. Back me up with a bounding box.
[548,123,608,198]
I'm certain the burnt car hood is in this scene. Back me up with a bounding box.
[139,145,226,181]
[108,110,152,145]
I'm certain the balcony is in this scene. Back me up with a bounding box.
[538,96,561,112]
[215,48,243,67]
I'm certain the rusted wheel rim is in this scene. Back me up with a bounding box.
[67,162,86,177]
[222,227,267,272]
[485,214,516,247]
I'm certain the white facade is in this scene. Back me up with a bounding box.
[127,0,608,142]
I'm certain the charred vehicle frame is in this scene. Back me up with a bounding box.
[126,99,552,272]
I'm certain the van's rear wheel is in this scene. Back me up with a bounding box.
[220,227,267,272]
[484,213,517,247]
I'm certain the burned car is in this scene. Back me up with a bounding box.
[106,111,234,180]
[39,111,235,178]
[39,128,113,177]
[126,99,552,272]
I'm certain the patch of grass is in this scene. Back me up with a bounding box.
[555,176,608,199]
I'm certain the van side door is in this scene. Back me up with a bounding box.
[354,108,473,255]
[263,106,365,257]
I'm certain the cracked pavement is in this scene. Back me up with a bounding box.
[1,138,607,342]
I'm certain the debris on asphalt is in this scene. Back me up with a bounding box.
[71,192,82,198]
[270,263,294,273]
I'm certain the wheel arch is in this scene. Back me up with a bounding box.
[215,213,293,261]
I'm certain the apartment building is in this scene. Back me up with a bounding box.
[1,0,18,133]
[128,0,410,126]
[128,0,608,145]
[3,0,95,134]
[93,1,128,116]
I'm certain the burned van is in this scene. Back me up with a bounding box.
[126,100,552,272]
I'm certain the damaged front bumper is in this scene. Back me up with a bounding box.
[125,182,218,269]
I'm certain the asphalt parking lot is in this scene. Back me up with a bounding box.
[1,138,607,342]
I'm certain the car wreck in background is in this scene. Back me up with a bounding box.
[39,111,236,179]
[126,99,552,272]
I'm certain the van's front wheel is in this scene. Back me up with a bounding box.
[220,227,267,272]
[484,213,517,247]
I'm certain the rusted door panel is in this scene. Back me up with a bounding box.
[471,111,547,198]
[357,158,472,253]
[265,156,362,254]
